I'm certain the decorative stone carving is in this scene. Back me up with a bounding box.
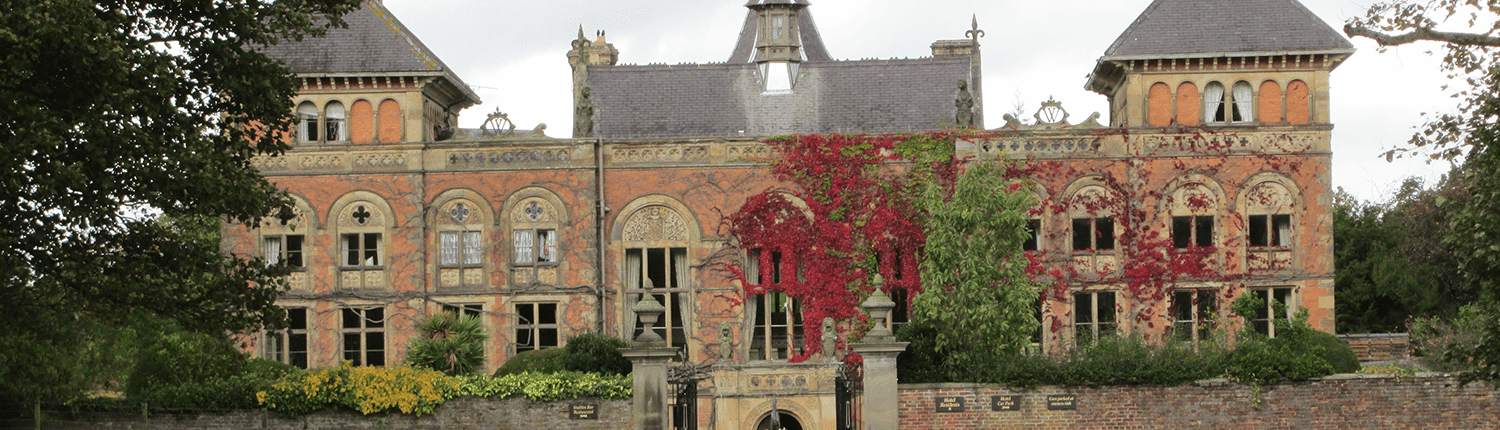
[252,156,290,171]
[537,267,558,284]
[440,268,461,287]
[955,80,975,129]
[338,203,386,227]
[1170,184,1218,211]
[623,206,690,243]
[612,146,709,163]
[719,322,733,361]
[575,87,594,138]
[339,205,387,229]
[513,267,533,284]
[510,198,558,223]
[447,149,570,166]
[341,271,362,289]
[726,144,778,160]
[300,155,344,169]
[352,152,406,168]
[998,97,1104,131]
[464,268,484,286]
[440,199,483,225]
[821,317,836,360]
[363,271,384,288]
[1246,182,1293,209]
[979,137,1100,154]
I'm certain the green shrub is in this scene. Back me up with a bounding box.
[561,333,631,375]
[454,371,630,402]
[1223,294,1339,384]
[1411,302,1493,372]
[405,313,489,376]
[1307,330,1361,374]
[896,319,951,383]
[493,348,568,377]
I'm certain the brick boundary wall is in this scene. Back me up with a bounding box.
[899,374,1500,429]
[39,397,629,430]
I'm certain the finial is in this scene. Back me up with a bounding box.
[966,14,985,44]
[577,25,585,40]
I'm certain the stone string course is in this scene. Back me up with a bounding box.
[898,375,1500,429]
[44,397,628,430]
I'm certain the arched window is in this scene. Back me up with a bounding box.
[622,205,694,358]
[438,198,489,289]
[1258,81,1282,124]
[1166,181,1221,250]
[1176,82,1200,126]
[333,196,391,290]
[259,196,315,290]
[1148,82,1173,127]
[1203,82,1226,123]
[296,101,319,142]
[1065,181,1120,276]
[1242,178,1298,272]
[324,101,347,142]
[1204,81,1255,123]
[1231,81,1254,123]
[1286,80,1310,124]
[509,196,562,280]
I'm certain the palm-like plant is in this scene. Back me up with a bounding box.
[405,312,488,376]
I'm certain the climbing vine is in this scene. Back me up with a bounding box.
[725,125,1322,361]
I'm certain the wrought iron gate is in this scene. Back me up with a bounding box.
[671,379,697,430]
[836,363,862,430]
[668,363,709,430]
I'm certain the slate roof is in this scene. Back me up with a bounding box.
[1101,0,1354,59]
[257,0,480,104]
[588,57,972,139]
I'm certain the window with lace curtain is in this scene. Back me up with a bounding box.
[1204,81,1256,123]
[436,198,488,289]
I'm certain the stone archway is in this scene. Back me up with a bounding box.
[755,410,803,430]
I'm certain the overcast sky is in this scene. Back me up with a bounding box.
[382,0,1456,203]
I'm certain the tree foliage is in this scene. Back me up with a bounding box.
[1347,0,1500,382]
[910,161,1041,376]
[405,313,489,376]
[1333,178,1475,333]
[0,0,361,402]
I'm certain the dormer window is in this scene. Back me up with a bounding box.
[761,62,795,94]
[771,15,786,41]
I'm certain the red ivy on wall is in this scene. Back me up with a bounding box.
[725,128,1314,360]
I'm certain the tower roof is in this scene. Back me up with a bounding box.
[1100,0,1353,60]
[727,1,832,62]
[257,0,480,105]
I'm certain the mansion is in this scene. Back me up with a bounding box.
[232,0,1350,389]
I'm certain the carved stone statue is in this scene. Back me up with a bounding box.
[719,322,733,361]
[574,86,595,138]
[821,317,836,360]
[955,80,975,129]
